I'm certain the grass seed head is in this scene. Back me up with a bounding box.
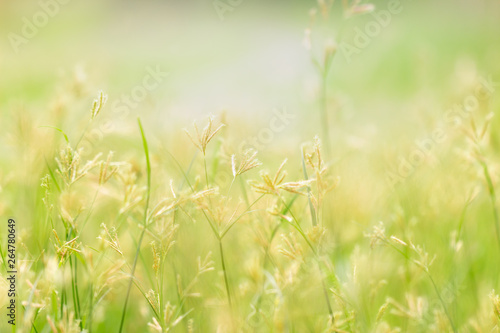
[365,222,388,248]
[267,204,293,222]
[308,225,327,244]
[117,163,145,214]
[231,149,262,178]
[489,290,500,320]
[56,144,101,186]
[52,229,82,266]
[409,242,436,273]
[97,223,123,255]
[98,151,122,185]
[305,136,340,199]
[184,115,225,155]
[90,90,107,120]
[146,290,161,317]
[249,158,313,195]
[279,233,303,261]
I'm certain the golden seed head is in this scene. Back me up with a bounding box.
[249,159,313,195]
[41,174,50,189]
[56,144,101,186]
[151,241,161,273]
[346,3,375,18]
[52,229,82,266]
[410,242,436,272]
[146,290,161,316]
[307,225,327,244]
[231,149,262,178]
[184,115,225,155]
[364,222,387,248]
[376,301,389,322]
[197,252,215,275]
[390,235,408,246]
[97,223,123,256]
[489,290,500,319]
[90,90,107,119]
[98,151,123,185]
[267,205,293,222]
[278,233,303,261]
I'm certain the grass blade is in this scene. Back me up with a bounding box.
[118,118,152,333]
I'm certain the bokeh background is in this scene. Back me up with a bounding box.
[1,0,500,332]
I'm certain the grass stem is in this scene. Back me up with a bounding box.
[480,161,500,253]
[118,118,151,333]
[219,240,232,309]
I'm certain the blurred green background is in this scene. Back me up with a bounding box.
[1,0,500,332]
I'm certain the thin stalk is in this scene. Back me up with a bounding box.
[427,273,457,333]
[219,240,232,308]
[321,274,334,321]
[68,248,81,326]
[80,187,100,232]
[118,214,149,331]
[224,177,236,206]
[253,198,305,330]
[278,195,315,253]
[74,259,82,328]
[320,73,331,155]
[159,258,164,329]
[24,276,41,331]
[203,156,210,189]
[118,118,152,333]
[202,210,220,239]
[201,147,234,313]
[74,120,92,149]
[169,148,218,239]
[383,239,456,332]
[210,138,223,184]
[301,146,317,226]
[170,237,189,333]
[60,281,66,319]
[480,160,500,252]
[277,195,337,322]
[220,194,264,239]
[167,139,249,317]
[239,175,250,205]
[0,245,8,273]
[87,283,93,332]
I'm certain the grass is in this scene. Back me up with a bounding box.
[2,1,500,332]
[118,118,151,333]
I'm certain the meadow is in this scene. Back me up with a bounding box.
[1,0,500,332]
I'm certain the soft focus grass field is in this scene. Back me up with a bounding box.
[1,0,500,332]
